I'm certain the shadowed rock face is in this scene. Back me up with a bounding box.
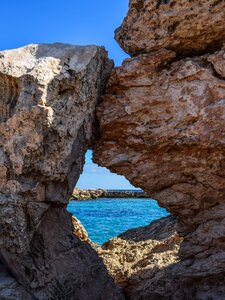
[0,43,124,299]
[115,0,225,57]
[93,47,225,296]
[98,216,182,300]
[0,261,32,300]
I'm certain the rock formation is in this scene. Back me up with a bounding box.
[71,215,89,242]
[115,0,225,57]
[98,216,182,299]
[93,0,225,298]
[71,188,106,200]
[0,43,124,299]
[71,188,148,200]
[2,1,225,298]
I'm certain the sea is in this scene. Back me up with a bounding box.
[67,195,169,245]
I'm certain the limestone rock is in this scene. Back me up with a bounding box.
[71,188,148,200]
[115,0,225,56]
[71,188,106,200]
[94,48,225,295]
[98,216,182,299]
[71,215,89,242]
[0,43,124,299]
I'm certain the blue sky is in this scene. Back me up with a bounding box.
[0,0,128,65]
[0,0,136,189]
[77,151,137,190]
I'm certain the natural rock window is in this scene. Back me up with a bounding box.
[68,149,169,245]
[2,0,225,299]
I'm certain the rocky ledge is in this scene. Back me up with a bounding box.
[116,0,225,57]
[71,188,149,200]
[98,215,182,300]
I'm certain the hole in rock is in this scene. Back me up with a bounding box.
[67,150,169,245]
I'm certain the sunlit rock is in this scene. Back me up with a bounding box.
[0,43,124,299]
[71,215,89,242]
[116,0,225,56]
[98,216,182,299]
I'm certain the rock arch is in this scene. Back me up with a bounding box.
[2,1,225,299]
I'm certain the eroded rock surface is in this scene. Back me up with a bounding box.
[0,43,124,299]
[116,0,225,56]
[71,215,89,242]
[94,47,225,296]
[98,216,182,300]
[0,261,32,300]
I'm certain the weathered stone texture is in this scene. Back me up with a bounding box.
[98,216,182,300]
[0,261,32,300]
[93,48,225,294]
[116,0,225,56]
[0,43,124,299]
[71,215,89,242]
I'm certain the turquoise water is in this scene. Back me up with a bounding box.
[67,198,169,245]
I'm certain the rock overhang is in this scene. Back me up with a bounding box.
[115,0,225,57]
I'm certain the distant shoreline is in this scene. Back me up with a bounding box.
[71,188,150,200]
